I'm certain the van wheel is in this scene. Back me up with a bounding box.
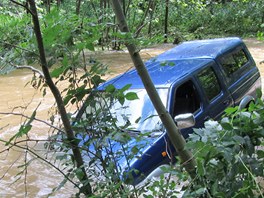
[238,95,254,110]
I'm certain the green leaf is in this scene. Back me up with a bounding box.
[221,119,233,130]
[5,108,37,145]
[86,42,95,51]
[256,88,262,98]
[91,75,104,87]
[50,67,65,78]
[63,95,72,106]
[62,56,69,67]
[76,42,85,50]
[105,84,116,93]
[195,187,206,195]
[118,95,125,105]
[18,125,32,137]
[125,92,139,100]
[120,84,132,92]
[197,159,205,176]
[6,124,32,146]
[225,106,238,115]
[256,150,264,159]
[131,146,139,154]
[232,135,245,144]
[75,168,85,180]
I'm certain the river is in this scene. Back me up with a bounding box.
[0,40,263,197]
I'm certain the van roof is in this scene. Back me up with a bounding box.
[155,37,243,61]
[99,37,243,89]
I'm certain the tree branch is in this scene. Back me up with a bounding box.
[0,41,38,56]
[15,65,44,77]
[0,112,64,133]
[27,1,92,194]
[10,0,34,15]
[0,56,44,76]
[0,139,81,191]
[110,0,196,178]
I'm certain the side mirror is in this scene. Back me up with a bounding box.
[174,113,195,129]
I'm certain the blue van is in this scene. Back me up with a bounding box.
[75,37,261,185]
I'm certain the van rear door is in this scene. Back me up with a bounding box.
[217,45,261,106]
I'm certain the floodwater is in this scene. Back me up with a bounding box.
[0,40,263,197]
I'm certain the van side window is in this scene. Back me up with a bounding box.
[220,49,249,77]
[198,67,221,101]
[173,80,200,117]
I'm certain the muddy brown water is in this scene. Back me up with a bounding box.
[0,40,263,197]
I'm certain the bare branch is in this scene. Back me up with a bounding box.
[0,55,43,77]
[134,22,148,38]
[0,111,64,133]
[9,0,34,15]
[15,65,44,77]
[0,151,23,180]
[0,139,80,190]
[0,41,38,56]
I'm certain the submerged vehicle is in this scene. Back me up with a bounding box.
[74,37,261,185]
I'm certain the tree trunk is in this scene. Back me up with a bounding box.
[110,0,196,179]
[148,1,156,37]
[76,0,82,15]
[164,0,169,43]
[28,0,92,195]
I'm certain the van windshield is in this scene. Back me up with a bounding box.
[82,88,168,132]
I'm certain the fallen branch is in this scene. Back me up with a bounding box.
[0,56,44,77]
[14,65,44,77]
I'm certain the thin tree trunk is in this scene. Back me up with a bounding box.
[164,0,169,43]
[46,0,51,12]
[110,0,196,179]
[124,0,132,17]
[148,1,156,37]
[57,0,61,7]
[28,0,92,195]
[134,0,152,38]
[76,0,82,15]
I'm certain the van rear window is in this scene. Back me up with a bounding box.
[220,49,249,79]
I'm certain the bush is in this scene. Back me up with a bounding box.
[181,90,264,197]
[142,90,264,198]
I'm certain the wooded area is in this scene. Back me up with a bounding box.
[0,0,263,197]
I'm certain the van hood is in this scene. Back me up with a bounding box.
[76,130,164,184]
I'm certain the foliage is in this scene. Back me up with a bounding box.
[1,0,264,197]
[169,0,264,40]
[47,83,147,197]
[140,91,264,198]
[181,90,264,197]
[1,0,263,63]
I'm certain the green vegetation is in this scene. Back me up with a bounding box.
[0,0,263,197]
[142,93,264,197]
[185,91,264,197]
